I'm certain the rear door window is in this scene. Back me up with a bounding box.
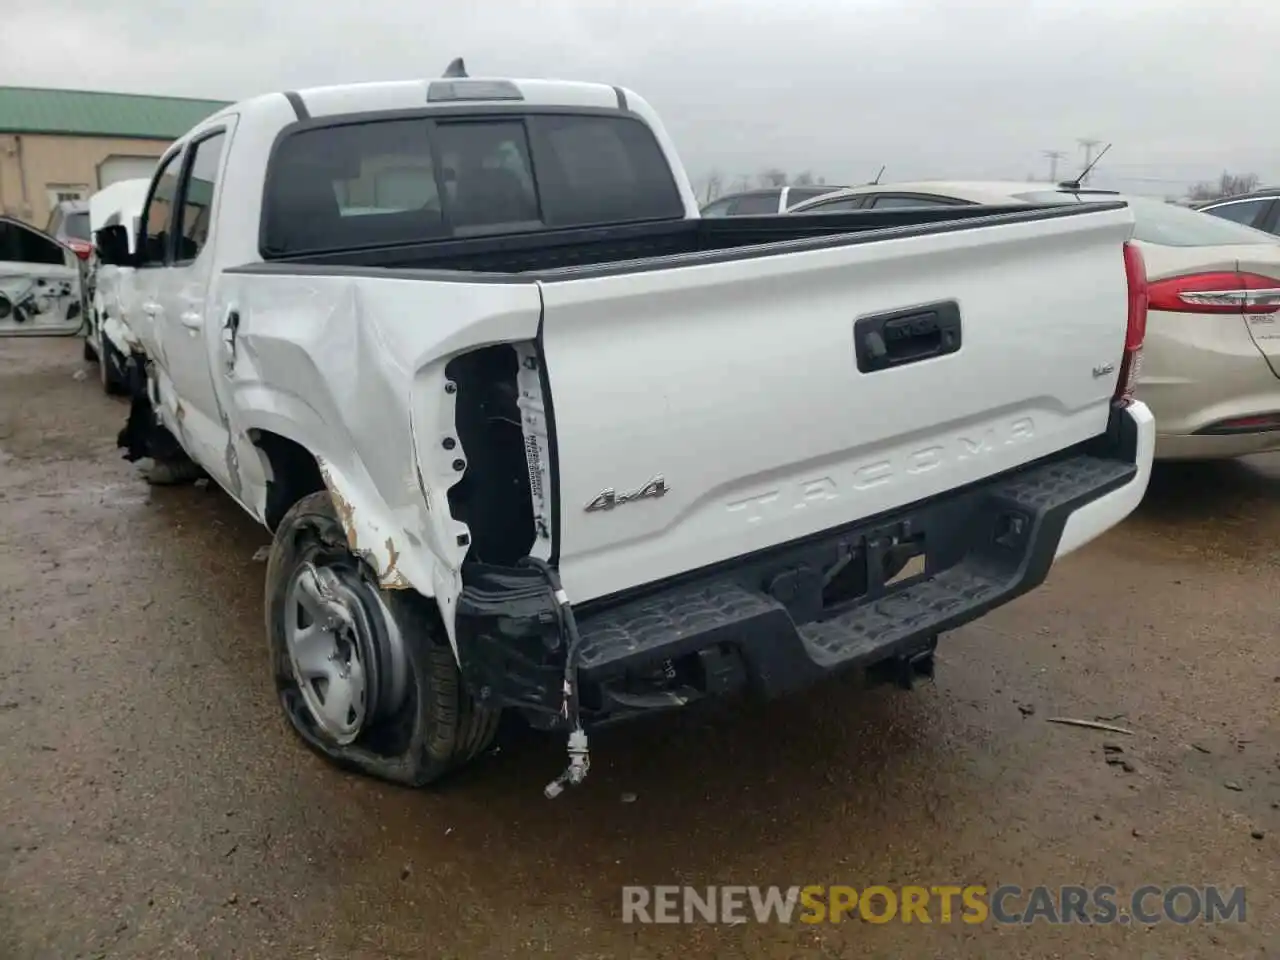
[784,187,835,208]
[700,198,734,218]
[138,151,184,267]
[263,113,685,256]
[730,192,782,215]
[174,131,228,263]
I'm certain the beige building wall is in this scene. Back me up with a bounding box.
[0,133,170,229]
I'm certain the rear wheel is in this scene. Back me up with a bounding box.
[265,491,499,785]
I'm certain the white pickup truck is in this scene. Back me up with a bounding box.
[90,67,1155,794]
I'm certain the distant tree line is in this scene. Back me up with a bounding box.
[700,168,827,203]
[1187,172,1260,201]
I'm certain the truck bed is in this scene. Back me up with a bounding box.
[219,196,1138,606]
[236,202,1127,278]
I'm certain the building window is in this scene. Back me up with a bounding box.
[46,184,89,207]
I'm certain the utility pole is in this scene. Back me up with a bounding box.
[1043,150,1066,181]
[1078,139,1102,183]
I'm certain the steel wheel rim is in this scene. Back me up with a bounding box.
[285,562,369,745]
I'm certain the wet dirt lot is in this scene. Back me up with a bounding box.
[0,337,1276,959]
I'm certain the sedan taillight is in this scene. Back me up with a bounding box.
[1147,271,1280,315]
[66,239,94,261]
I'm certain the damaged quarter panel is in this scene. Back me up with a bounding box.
[217,268,543,646]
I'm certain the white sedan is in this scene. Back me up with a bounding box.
[791,182,1280,461]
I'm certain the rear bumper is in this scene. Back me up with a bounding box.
[456,402,1153,727]
[1056,400,1153,557]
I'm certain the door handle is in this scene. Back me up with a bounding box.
[180,311,202,331]
[854,301,963,374]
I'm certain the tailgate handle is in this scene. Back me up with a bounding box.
[855,300,962,373]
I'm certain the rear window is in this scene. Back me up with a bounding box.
[63,211,91,241]
[262,113,684,256]
[1016,191,1278,247]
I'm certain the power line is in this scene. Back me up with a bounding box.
[1042,150,1066,181]
[1078,139,1102,183]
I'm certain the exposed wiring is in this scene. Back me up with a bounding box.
[518,556,590,798]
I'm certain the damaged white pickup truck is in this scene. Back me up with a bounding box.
[92,67,1155,795]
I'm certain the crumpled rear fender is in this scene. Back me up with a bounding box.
[221,271,543,650]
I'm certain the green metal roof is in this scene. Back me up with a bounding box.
[0,86,231,140]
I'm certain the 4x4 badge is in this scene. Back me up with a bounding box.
[585,475,669,513]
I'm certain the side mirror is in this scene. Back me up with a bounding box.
[94,225,133,267]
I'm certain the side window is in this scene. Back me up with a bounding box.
[0,221,65,266]
[174,132,228,264]
[869,194,966,209]
[731,192,782,215]
[138,151,184,267]
[1203,199,1268,227]
[700,199,734,218]
[796,196,864,213]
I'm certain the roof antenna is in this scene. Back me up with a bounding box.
[442,57,468,78]
[1059,143,1111,190]
[868,164,886,186]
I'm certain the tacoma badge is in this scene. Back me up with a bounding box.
[585,475,669,512]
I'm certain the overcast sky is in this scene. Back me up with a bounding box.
[4,0,1275,197]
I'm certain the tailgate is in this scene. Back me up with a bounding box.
[538,206,1135,602]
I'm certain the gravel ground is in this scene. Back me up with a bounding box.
[0,337,1276,959]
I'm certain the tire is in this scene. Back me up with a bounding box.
[142,457,206,486]
[265,490,499,786]
[100,337,127,396]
